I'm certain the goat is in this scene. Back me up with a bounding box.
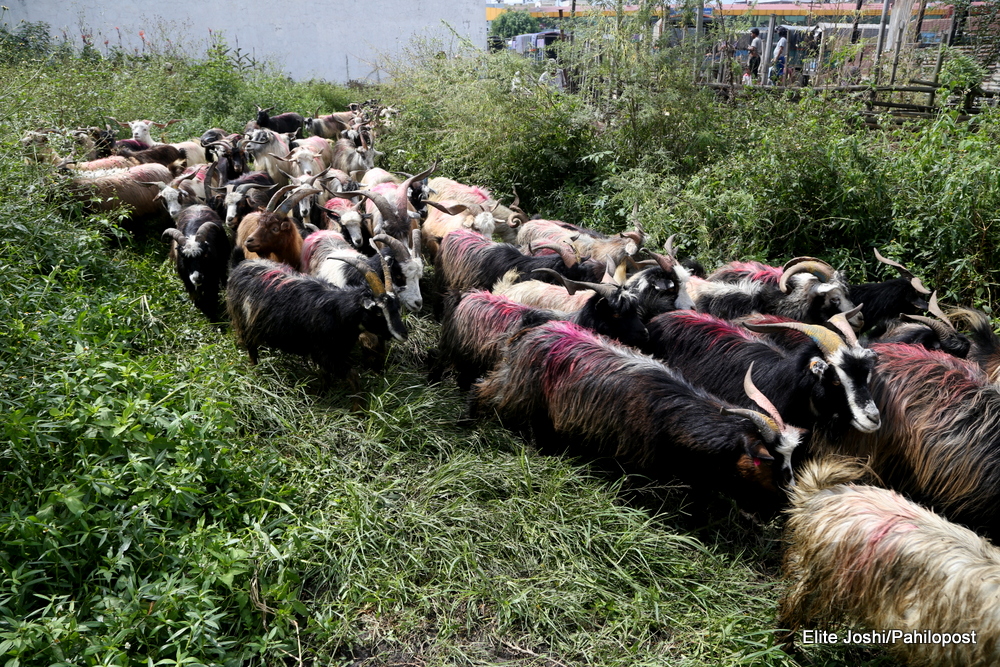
[779,456,1000,667]
[688,256,864,331]
[426,176,519,241]
[161,205,230,320]
[421,199,499,259]
[322,196,371,251]
[516,218,643,265]
[255,105,304,138]
[850,249,933,334]
[329,137,375,175]
[866,291,971,359]
[108,117,180,146]
[233,185,319,270]
[71,125,116,160]
[951,307,1000,381]
[244,128,291,186]
[434,229,603,296]
[303,230,424,312]
[226,255,407,382]
[339,162,436,241]
[437,269,647,389]
[305,110,357,139]
[144,166,211,219]
[643,308,880,439]
[211,171,276,229]
[66,162,173,222]
[810,341,1000,540]
[473,322,806,514]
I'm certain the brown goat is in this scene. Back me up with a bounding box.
[233,186,319,271]
[780,456,1000,666]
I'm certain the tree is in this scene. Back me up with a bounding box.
[490,11,541,39]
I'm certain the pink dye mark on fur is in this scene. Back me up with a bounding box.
[669,310,755,347]
[468,186,490,202]
[324,197,353,212]
[460,292,532,336]
[261,267,292,290]
[715,261,782,284]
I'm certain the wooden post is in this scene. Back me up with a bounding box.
[850,0,865,44]
[929,39,945,106]
[762,15,776,85]
[873,0,891,84]
[817,27,826,85]
[693,0,705,82]
[914,0,928,43]
[889,11,906,84]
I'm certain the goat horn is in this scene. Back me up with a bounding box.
[926,291,955,328]
[411,226,422,258]
[371,233,410,264]
[331,255,386,297]
[630,201,641,234]
[340,190,396,227]
[874,248,931,295]
[901,313,957,342]
[276,187,321,217]
[601,257,617,284]
[161,228,186,245]
[265,184,297,212]
[720,407,780,446]
[423,200,469,216]
[530,242,577,268]
[744,320,845,357]
[664,233,678,258]
[779,258,835,294]
[510,185,521,211]
[138,180,168,190]
[647,250,675,274]
[531,267,618,299]
[743,362,786,429]
[396,161,438,220]
[826,305,862,344]
[378,249,394,293]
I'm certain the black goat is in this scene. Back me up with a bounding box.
[472,321,806,514]
[850,249,932,334]
[689,257,864,331]
[255,105,304,139]
[642,308,880,439]
[435,271,647,390]
[161,205,231,321]
[226,255,407,381]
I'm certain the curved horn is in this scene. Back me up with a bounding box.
[378,249,394,294]
[138,180,169,190]
[874,248,931,295]
[371,233,411,264]
[744,320,846,357]
[411,226,422,258]
[276,187,321,217]
[664,233,678,259]
[926,291,955,329]
[826,306,862,345]
[720,407,780,444]
[265,184,297,212]
[529,242,577,268]
[161,227,186,245]
[779,259,835,294]
[340,189,397,229]
[396,161,438,220]
[743,362,786,429]
[621,231,643,256]
[901,313,957,342]
[331,255,386,297]
[531,267,618,299]
[423,200,469,216]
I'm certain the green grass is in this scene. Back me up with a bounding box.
[0,21,946,667]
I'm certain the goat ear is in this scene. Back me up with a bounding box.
[809,357,829,378]
[361,296,376,310]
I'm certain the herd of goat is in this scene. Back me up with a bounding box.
[25,101,1000,665]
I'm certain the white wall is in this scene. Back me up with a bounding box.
[3,0,486,82]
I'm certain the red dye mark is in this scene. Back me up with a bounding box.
[261,268,291,290]
[716,261,782,284]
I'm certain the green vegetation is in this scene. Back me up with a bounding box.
[3,10,997,666]
[489,11,541,40]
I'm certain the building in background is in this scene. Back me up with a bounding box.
[2,0,486,82]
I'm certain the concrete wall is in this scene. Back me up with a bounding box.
[3,0,486,82]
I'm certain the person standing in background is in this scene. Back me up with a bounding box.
[748,28,762,83]
[771,27,788,85]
